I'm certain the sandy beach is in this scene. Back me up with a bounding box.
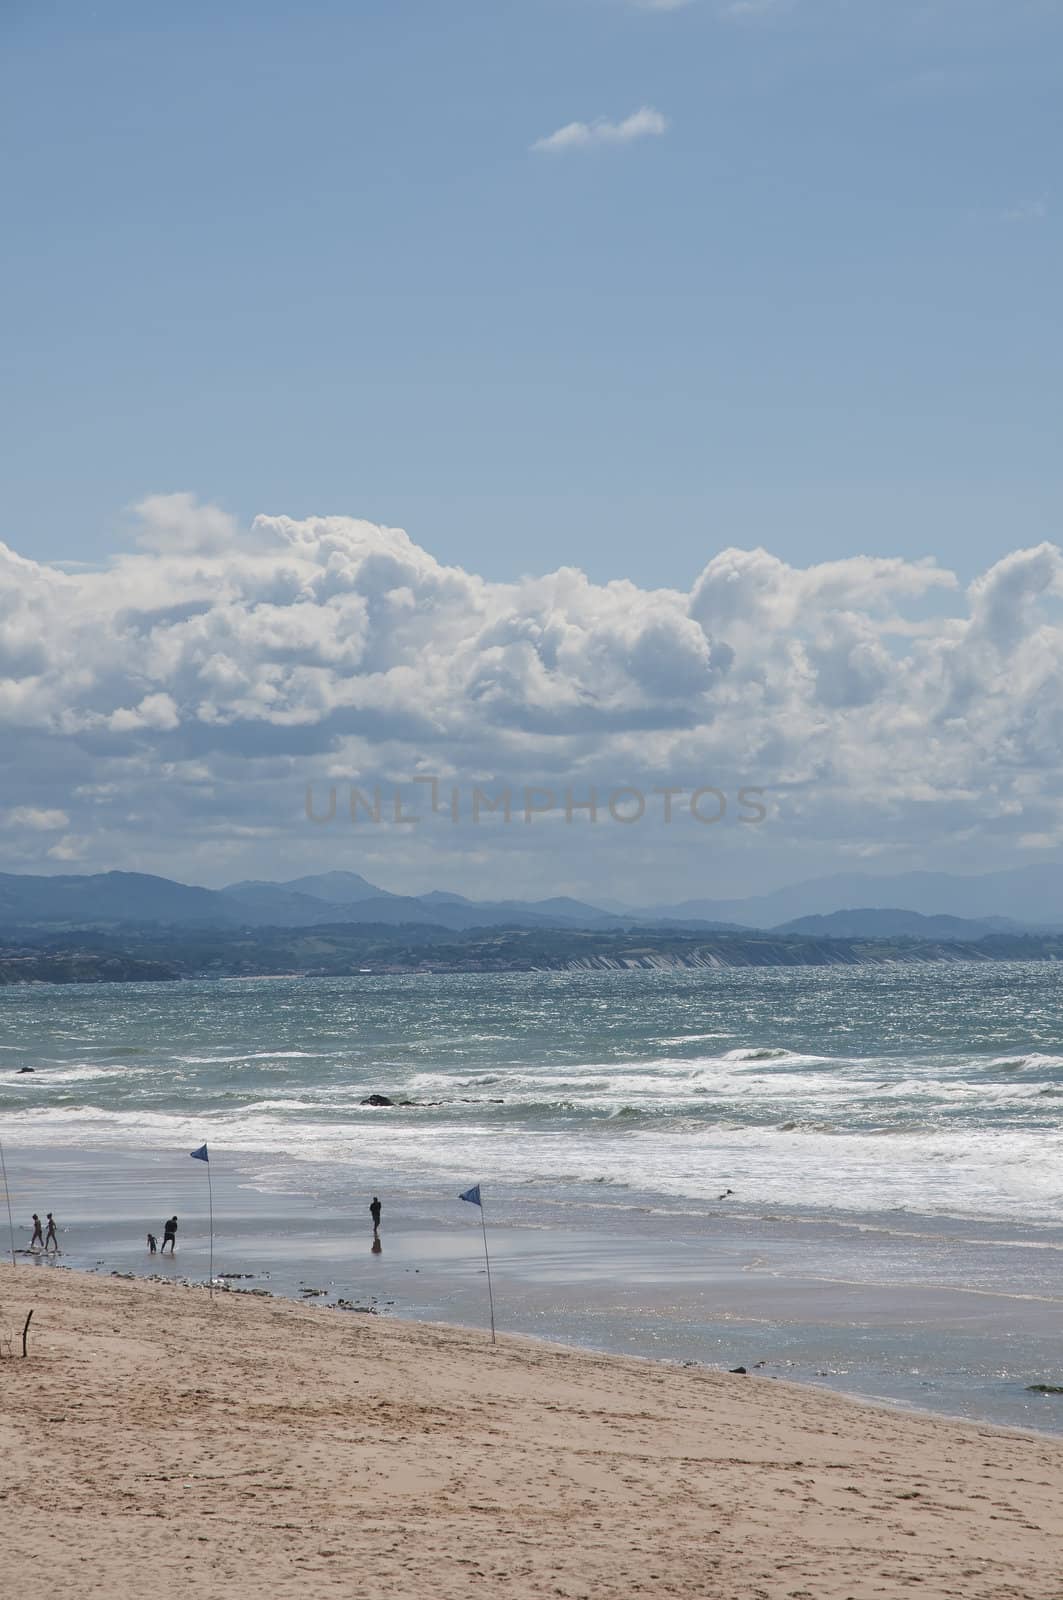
[1,1265,1061,1599]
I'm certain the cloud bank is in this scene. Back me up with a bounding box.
[2,496,1062,892]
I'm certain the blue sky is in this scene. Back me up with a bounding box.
[2,0,1060,588]
[1,1,1062,898]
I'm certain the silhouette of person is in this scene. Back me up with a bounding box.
[147,1232,158,1255]
[30,1214,43,1249]
[161,1216,178,1254]
[370,1196,382,1233]
[44,1213,58,1251]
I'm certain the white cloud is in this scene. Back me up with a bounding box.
[46,835,88,862]
[532,107,668,154]
[2,493,1063,890]
[108,693,181,733]
[3,807,69,831]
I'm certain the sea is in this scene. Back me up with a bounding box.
[3,962,1063,1433]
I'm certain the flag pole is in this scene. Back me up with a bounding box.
[206,1156,214,1300]
[190,1144,213,1299]
[479,1192,496,1345]
[0,1138,16,1268]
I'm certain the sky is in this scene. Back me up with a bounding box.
[1,1,1061,898]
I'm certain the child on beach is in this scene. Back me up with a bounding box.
[147,1233,157,1254]
[44,1213,58,1251]
[30,1214,43,1249]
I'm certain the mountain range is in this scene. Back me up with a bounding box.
[1,863,1062,938]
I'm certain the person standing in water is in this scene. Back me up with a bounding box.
[30,1214,43,1250]
[370,1196,382,1234]
[44,1213,58,1251]
[161,1216,178,1254]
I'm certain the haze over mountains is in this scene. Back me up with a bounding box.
[1,865,1061,938]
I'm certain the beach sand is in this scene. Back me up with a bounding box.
[1,1265,1061,1599]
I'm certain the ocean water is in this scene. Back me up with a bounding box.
[4,963,1063,1431]
[3,963,1063,1225]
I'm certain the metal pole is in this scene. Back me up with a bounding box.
[206,1158,214,1299]
[479,1193,496,1345]
[0,1139,16,1268]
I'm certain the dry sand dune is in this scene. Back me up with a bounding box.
[1,1264,1062,1599]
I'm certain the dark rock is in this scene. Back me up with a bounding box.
[729,1366,747,1375]
[1027,1383,1063,1394]
[360,1093,394,1107]
[17,1066,34,1073]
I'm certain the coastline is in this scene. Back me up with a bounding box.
[6,1141,1063,1438]
[2,1262,1063,1599]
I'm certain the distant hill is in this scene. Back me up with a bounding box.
[773,908,1022,941]
[0,871,236,928]
[8,922,1063,983]
[263,871,385,904]
[3,864,1061,938]
[645,865,1063,929]
[0,870,626,934]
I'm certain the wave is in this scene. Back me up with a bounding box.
[5,1100,1063,1225]
[4,1064,154,1086]
[172,1050,327,1065]
[986,1053,1063,1072]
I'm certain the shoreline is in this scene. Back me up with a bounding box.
[6,1139,1063,1438]
[19,1251,1063,1450]
[3,1263,1063,1599]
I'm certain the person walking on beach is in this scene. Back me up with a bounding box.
[370,1196,382,1234]
[30,1214,43,1250]
[44,1213,58,1251]
[161,1216,178,1255]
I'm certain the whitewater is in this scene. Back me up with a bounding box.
[3,962,1063,1227]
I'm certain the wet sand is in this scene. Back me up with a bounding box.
[7,1143,1063,1434]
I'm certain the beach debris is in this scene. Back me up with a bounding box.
[336,1298,378,1313]
[110,1271,135,1280]
[233,1287,272,1297]
[729,1366,748,1375]
[1027,1383,1063,1394]
[217,1272,254,1279]
[22,1310,33,1358]
[301,1287,328,1297]
[717,1189,734,1199]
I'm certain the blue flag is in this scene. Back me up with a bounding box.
[459,1184,481,1207]
[190,1144,209,1163]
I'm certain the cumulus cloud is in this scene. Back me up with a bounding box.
[1,493,1062,890]
[532,107,668,154]
[3,807,69,831]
